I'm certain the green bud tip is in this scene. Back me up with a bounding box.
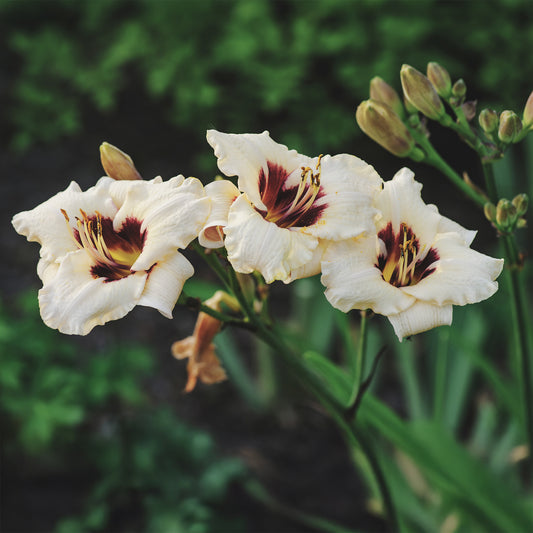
[484,202,497,223]
[452,79,467,99]
[400,64,445,120]
[496,198,516,228]
[479,109,499,133]
[523,90,533,129]
[356,99,415,157]
[498,110,523,143]
[369,76,405,118]
[100,142,142,181]
[427,62,452,98]
[512,193,528,216]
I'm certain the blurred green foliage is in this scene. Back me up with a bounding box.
[0,294,246,532]
[2,0,533,154]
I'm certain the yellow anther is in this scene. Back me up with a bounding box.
[60,209,69,222]
[95,211,103,237]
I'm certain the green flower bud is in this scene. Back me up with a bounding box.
[484,202,497,223]
[498,110,523,143]
[403,95,418,115]
[370,76,405,118]
[496,198,516,228]
[400,64,445,120]
[427,62,452,98]
[479,109,499,133]
[452,79,467,99]
[523,90,533,129]
[100,142,142,181]
[512,193,528,216]
[356,99,415,157]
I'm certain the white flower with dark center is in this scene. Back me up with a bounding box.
[321,168,504,340]
[12,176,210,335]
[204,130,382,283]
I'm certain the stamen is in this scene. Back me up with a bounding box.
[283,155,323,221]
[59,208,144,280]
[377,222,435,288]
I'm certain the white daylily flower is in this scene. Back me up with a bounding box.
[321,168,504,340]
[205,130,383,283]
[12,176,211,335]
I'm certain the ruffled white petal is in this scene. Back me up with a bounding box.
[115,176,210,272]
[37,259,59,284]
[12,180,117,263]
[285,239,331,283]
[388,302,453,341]
[225,194,318,283]
[206,130,313,210]
[199,180,240,248]
[401,233,504,306]
[433,207,477,245]
[106,175,165,206]
[302,154,382,240]
[376,168,441,246]
[137,251,194,318]
[39,249,147,335]
[321,237,415,315]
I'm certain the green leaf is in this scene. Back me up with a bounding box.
[303,350,352,407]
[359,395,533,531]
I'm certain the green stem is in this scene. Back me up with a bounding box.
[253,321,400,531]
[244,480,357,533]
[433,329,449,423]
[441,111,477,148]
[191,242,399,528]
[351,310,368,397]
[177,292,255,331]
[482,164,533,481]
[409,128,487,208]
[191,241,234,293]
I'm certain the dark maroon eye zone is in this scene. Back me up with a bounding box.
[256,161,326,228]
[72,213,146,282]
[376,222,439,287]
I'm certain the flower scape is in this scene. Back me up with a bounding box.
[13,132,503,346]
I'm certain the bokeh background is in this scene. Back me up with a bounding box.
[2,1,533,531]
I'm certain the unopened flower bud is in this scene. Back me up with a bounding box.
[172,291,234,393]
[496,199,516,228]
[512,193,528,216]
[461,100,477,122]
[479,109,499,133]
[452,79,467,99]
[427,62,452,98]
[484,202,497,223]
[498,110,523,143]
[400,64,445,120]
[100,142,142,181]
[370,76,405,118]
[403,96,418,115]
[356,99,415,157]
[523,90,533,129]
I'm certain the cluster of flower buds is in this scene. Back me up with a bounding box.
[484,194,528,234]
[356,75,424,160]
[357,61,533,160]
[478,92,533,146]
[356,61,473,160]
